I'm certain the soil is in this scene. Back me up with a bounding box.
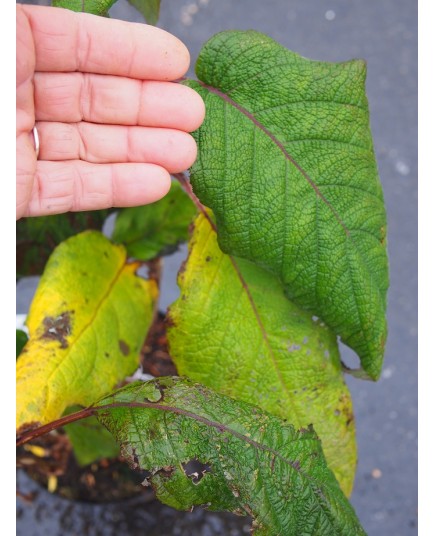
[16,312,175,504]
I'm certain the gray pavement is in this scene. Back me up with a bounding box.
[17,1,417,534]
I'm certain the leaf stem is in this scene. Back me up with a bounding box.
[16,407,95,447]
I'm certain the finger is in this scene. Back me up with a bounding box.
[20,5,190,81]
[34,73,205,132]
[36,122,197,173]
[24,160,171,217]
[16,132,37,220]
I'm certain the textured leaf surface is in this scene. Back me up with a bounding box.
[112,182,196,261]
[63,406,120,466]
[16,231,157,428]
[168,213,355,495]
[127,0,161,25]
[52,0,117,16]
[96,377,366,535]
[186,31,389,379]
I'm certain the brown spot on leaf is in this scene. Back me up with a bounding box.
[118,340,130,356]
[177,259,188,277]
[155,465,175,479]
[148,428,158,440]
[339,393,355,427]
[291,460,301,471]
[131,447,140,469]
[164,313,176,329]
[154,380,167,400]
[41,311,73,349]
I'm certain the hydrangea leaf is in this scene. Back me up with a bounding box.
[185,30,389,379]
[112,181,196,261]
[167,213,356,496]
[96,377,366,535]
[16,231,157,429]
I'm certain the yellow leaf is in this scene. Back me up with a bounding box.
[168,214,356,495]
[16,231,157,429]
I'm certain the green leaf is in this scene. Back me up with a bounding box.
[63,405,120,466]
[96,377,366,535]
[126,0,161,25]
[185,31,389,380]
[112,181,196,261]
[16,330,28,359]
[167,213,356,496]
[52,0,117,15]
[16,210,109,277]
[16,231,158,429]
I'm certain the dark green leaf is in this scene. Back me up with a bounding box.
[126,0,161,25]
[52,0,117,15]
[186,31,389,380]
[112,181,196,261]
[16,330,28,359]
[16,210,109,277]
[96,377,366,535]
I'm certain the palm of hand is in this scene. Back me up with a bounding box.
[16,5,204,219]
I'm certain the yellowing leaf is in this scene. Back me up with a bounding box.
[16,231,157,429]
[168,214,356,495]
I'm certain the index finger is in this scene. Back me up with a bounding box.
[20,4,190,81]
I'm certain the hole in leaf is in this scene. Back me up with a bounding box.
[134,264,150,279]
[339,341,361,370]
[182,459,212,485]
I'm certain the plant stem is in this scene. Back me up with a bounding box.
[16,407,95,447]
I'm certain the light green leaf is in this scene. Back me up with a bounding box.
[167,213,356,496]
[16,231,158,429]
[112,181,196,261]
[63,405,120,466]
[96,377,366,535]
[52,0,117,15]
[186,31,389,380]
[126,0,161,25]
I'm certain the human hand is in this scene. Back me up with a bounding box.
[16,4,205,219]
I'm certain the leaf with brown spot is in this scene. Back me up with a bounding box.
[95,377,366,535]
[16,231,157,428]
